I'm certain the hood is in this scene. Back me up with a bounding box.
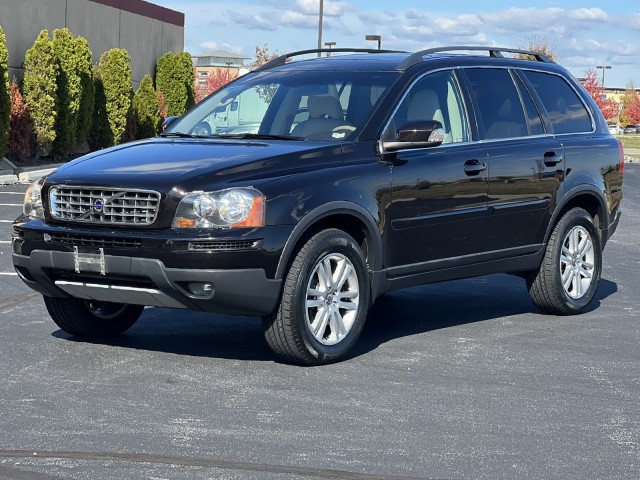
[46,138,344,192]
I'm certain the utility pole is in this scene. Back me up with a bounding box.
[317,0,324,57]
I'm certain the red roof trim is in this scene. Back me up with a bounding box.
[88,0,185,27]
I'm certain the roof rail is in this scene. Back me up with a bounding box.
[254,48,403,72]
[396,46,554,70]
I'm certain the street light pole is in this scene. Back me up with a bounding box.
[324,41,336,57]
[596,65,611,100]
[365,34,382,50]
[317,0,324,57]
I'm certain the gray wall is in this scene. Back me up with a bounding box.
[0,0,184,87]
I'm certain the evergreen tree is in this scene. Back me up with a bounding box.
[0,26,10,158]
[75,36,94,150]
[52,28,79,158]
[23,30,58,157]
[95,48,132,145]
[175,51,195,111]
[88,70,113,150]
[133,74,161,139]
[155,51,194,117]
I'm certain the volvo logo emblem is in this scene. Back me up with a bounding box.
[93,198,105,212]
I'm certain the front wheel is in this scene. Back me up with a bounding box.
[44,296,144,337]
[527,208,602,315]
[262,229,370,365]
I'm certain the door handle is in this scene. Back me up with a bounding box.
[544,151,563,167]
[464,159,487,176]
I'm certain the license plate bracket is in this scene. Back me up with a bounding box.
[73,246,106,275]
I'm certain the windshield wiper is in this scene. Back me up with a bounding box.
[159,132,199,138]
[212,133,303,141]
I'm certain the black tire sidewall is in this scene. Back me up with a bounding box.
[290,230,370,363]
[552,210,602,313]
[45,296,143,337]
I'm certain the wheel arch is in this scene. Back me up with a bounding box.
[546,185,607,244]
[275,202,383,282]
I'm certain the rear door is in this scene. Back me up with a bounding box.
[463,68,564,253]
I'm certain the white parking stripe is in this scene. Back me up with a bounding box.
[0,192,25,195]
[0,240,11,244]
[0,272,17,276]
[0,203,21,206]
[0,220,14,223]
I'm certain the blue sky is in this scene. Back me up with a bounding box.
[151,0,640,88]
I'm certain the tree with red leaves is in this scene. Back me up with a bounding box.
[582,68,619,121]
[195,68,238,103]
[619,85,640,126]
[8,77,32,162]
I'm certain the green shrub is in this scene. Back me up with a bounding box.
[175,51,195,111]
[95,48,132,145]
[75,36,94,150]
[155,51,194,117]
[88,70,112,150]
[52,28,78,158]
[23,30,58,157]
[0,26,11,158]
[133,74,160,139]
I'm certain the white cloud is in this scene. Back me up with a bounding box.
[296,0,353,17]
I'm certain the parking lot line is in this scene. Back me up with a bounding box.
[0,203,21,206]
[0,272,17,276]
[0,241,10,244]
[0,220,14,223]
[0,192,25,195]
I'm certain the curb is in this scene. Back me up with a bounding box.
[0,157,63,185]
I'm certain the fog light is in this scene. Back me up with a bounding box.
[187,282,214,297]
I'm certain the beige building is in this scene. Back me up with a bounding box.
[0,0,184,87]
[192,50,249,94]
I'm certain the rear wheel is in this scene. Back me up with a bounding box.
[262,229,370,365]
[44,296,144,337]
[527,208,602,315]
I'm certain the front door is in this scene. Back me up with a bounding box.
[382,70,490,271]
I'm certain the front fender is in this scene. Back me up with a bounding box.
[274,201,384,280]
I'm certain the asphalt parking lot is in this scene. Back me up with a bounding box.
[0,166,638,480]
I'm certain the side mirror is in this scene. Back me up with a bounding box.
[162,116,179,132]
[382,120,445,151]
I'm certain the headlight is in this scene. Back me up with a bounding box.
[172,188,265,229]
[23,179,45,219]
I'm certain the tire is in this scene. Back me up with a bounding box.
[527,207,602,315]
[262,229,370,365]
[44,296,144,337]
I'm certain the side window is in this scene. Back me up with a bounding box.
[524,71,593,134]
[465,68,529,140]
[384,70,468,144]
[514,74,545,135]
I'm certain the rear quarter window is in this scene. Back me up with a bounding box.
[523,71,593,134]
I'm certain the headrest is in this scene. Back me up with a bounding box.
[407,89,441,121]
[308,95,343,119]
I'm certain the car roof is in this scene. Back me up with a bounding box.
[255,46,558,74]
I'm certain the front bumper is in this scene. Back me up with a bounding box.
[11,220,290,316]
[13,249,281,316]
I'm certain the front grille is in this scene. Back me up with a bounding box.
[188,240,259,251]
[46,233,142,248]
[49,186,160,226]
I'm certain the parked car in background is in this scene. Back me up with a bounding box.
[623,124,638,134]
[608,124,622,135]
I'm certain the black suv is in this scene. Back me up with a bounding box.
[13,47,624,365]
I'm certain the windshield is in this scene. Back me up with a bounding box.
[166,69,399,141]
